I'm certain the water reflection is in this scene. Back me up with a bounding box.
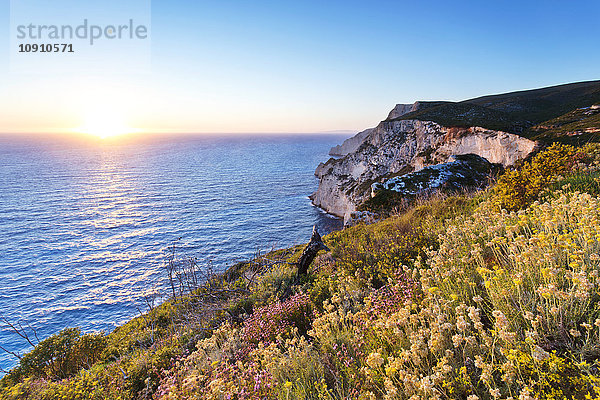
[0,134,347,372]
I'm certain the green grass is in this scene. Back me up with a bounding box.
[547,171,600,198]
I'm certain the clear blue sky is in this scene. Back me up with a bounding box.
[0,0,598,134]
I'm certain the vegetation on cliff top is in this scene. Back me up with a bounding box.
[390,80,600,144]
[2,143,600,399]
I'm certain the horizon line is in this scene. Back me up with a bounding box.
[0,130,359,136]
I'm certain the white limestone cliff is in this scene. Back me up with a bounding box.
[311,108,537,219]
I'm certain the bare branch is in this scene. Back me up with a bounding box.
[0,343,22,361]
[25,321,40,344]
[0,316,38,347]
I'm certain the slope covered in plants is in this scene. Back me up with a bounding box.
[2,144,600,399]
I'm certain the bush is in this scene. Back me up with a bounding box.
[327,216,434,288]
[12,328,107,381]
[243,293,313,345]
[493,143,577,211]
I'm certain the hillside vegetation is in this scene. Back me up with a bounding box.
[2,143,600,399]
[391,80,600,144]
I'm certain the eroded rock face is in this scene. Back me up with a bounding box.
[329,128,373,157]
[328,103,422,157]
[311,112,537,219]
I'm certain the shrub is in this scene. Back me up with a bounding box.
[243,293,313,345]
[493,143,578,211]
[13,328,107,381]
[327,217,433,288]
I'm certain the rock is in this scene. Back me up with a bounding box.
[311,105,537,219]
[329,102,426,157]
[329,128,373,157]
[386,102,422,120]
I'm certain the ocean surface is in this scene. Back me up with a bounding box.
[0,133,346,372]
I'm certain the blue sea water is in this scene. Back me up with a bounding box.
[0,133,346,372]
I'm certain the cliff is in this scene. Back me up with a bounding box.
[311,110,537,219]
[328,103,422,157]
[313,81,600,220]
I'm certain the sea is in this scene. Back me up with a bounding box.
[0,133,347,372]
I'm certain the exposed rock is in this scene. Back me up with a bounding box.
[329,129,373,156]
[312,109,537,219]
[386,102,422,120]
[329,102,423,156]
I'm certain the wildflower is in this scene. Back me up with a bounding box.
[452,334,464,348]
[468,306,483,330]
[384,378,398,397]
[524,311,535,321]
[419,376,434,393]
[366,351,384,369]
[456,315,469,331]
[474,355,484,369]
[569,328,581,338]
[519,388,535,400]
[531,345,550,361]
[492,310,516,342]
[581,322,592,330]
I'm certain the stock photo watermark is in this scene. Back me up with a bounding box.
[10,0,151,73]
[16,19,149,46]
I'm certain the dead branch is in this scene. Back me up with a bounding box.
[0,316,39,347]
[0,343,22,361]
[297,226,330,277]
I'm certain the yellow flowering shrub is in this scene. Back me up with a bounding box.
[493,142,600,211]
[493,143,578,211]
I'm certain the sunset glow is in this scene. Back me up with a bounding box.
[75,110,138,139]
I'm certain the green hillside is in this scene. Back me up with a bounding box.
[390,80,600,143]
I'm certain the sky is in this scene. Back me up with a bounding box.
[0,0,599,135]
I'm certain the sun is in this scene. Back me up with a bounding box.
[75,109,137,139]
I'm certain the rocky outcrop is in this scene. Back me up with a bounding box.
[311,108,537,219]
[386,102,422,120]
[329,129,373,157]
[329,103,422,156]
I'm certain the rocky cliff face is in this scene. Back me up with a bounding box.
[328,128,373,156]
[328,103,422,156]
[311,105,537,219]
